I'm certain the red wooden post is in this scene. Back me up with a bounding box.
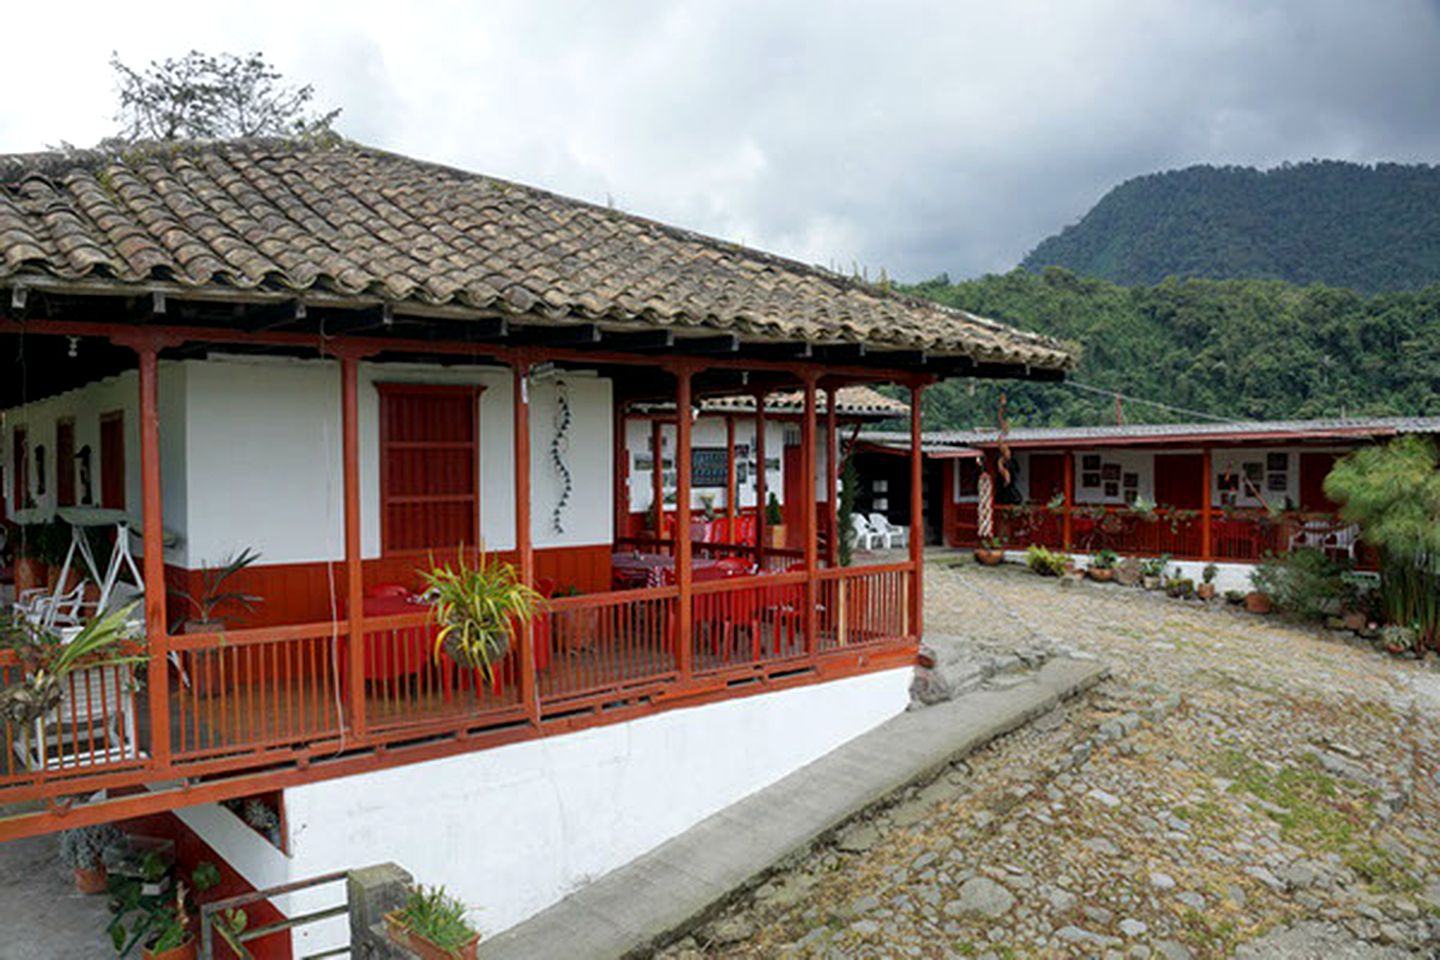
[754,390,768,565]
[825,384,839,567]
[909,383,926,640]
[1201,445,1214,561]
[802,375,819,655]
[650,419,664,543]
[1062,450,1075,553]
[674,366,694,680]
[340,352,366,737]
[725,415,737,538]
[135,342,170,767]
[513,359,539,723]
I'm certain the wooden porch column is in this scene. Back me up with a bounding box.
[825,384,839,567]
[909,383,927,640]
[725,415,737,535]
[340,352,366,737]
[802,375,819,655]
[1201,445,1214,561]
[754,391,768,566]
[650,420,664,541]
[135,341,170,767]
[1062,450,1075,552]
[674,366,694,680]
[513,359,539,723]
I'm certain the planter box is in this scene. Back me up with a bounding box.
[1087,567,1114,583]
[385,911,480,960]
[1244,592,1273,615]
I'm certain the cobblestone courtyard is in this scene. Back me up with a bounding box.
[661,555,1440,959]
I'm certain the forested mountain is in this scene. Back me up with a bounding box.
[905,269,1440,431]
[1021,162,1440,292]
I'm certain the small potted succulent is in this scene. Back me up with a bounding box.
[974,536,1005,566]
[1138,555,1170,591]
[1196,563,1218,600]
[1087,549,1118,582]
[1165,573,1196,599]
[386,885,481,960]
[59,823,123,894]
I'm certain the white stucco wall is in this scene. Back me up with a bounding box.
[178,356,613,565]
[265,667,910,952]
[1,365,188,565]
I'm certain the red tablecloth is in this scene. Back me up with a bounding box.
[611,553,721,589]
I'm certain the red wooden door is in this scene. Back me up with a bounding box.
[99,412,125,510]
[1028,453,1065,503]
[1154,454,1204,509]
[782,443,805,541]
[1299,452,1341,511]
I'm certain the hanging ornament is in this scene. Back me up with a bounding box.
[550,379,573,534]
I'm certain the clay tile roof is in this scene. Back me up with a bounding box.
[701,385,910,417]
[0,138,1074,371]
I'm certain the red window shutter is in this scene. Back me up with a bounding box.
[56,419,76,508]
[1154,453,1204,509]
[100,411,125,510]
[377,384,485,553]
[11,427,27,509]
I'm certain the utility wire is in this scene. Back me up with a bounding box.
[1061,378,1245,425]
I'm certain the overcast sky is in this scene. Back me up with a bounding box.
[5,1,1439,281]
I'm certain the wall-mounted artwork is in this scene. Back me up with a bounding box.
[1266,472,1288,492]
[634,455,655,471]
[1082,454,1102,471]
[1123,472,1139,489]
[1266,453,1288,472]
[1104,481,1119,497]
[1244,462,1263,482]
[1102,463,1121,481]
[1082,472,1101,488]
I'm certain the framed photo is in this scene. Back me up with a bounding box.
[1218,473,1240,492]
[1123,472,1139,488]
[1082,454,1102,471]
[1244,462,1263,482]
[765,457,781,472]
[1266,472,1288,492]
[1104,481,1119,498]
[736,462,749,485]
[634,455,654,471]
[1266,453,1288,472]
[1082,472,1101,488]
[1102,463,1121,481]
[1124,489,1139,505]
[873,479,889,493]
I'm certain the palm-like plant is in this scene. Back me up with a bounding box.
[420,549,543,682]
[169,548,263,628]
[0,602,145,726]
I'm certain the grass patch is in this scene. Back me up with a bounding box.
[1179,907,1241,954]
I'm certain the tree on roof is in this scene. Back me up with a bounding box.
[110,50,340,142]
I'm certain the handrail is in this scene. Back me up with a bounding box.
[199,868,350,960]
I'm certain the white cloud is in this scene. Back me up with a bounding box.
[4,0,1438,280]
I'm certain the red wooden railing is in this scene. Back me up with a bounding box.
[957,504,1374,569]
[0,560,921,816]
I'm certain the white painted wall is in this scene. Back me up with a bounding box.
[1071,449,1155,506]
[1,365,188,565]
[178,356,614,565]
[264,667,911,953]
[623,416,786,513]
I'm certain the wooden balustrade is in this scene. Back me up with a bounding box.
[0,560,922,815]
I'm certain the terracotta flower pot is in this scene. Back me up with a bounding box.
[1196,583,1216,601]
[1244,592,1273,614]
[73,864,107,895]
[975,548,1004,566]
[386,911,480,960]
[143,938,197,960]
[1087,567,1114,583]
[768,524,788,550]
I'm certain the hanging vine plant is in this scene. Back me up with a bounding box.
[550,378,573,534]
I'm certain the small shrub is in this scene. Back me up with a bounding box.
[1251,549,1355,622]
[1138,554,1171,580]
[1202,563,1218,584]
[1091,549,1118,570]
[1224,589,1246,605]
[397,886,476,950]
[1166,577,1195,599]
[1025,545,1069,577]
[58,824,122,870]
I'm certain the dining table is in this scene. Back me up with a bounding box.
[611,552,721,589]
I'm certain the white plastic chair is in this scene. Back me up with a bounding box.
[850,514,879,551]
[868,513,908,549]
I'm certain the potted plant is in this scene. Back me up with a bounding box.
[1197,563,1218,600]
[1165,574,1196,599]
[59,823,123,894]
[1244,590,1273,614]
[1025,545,1069,577]
[110,860,223,960]
[1224,589,1246,606]
[1087,549,1118,582]
[421,549,543,682]
[1138,554,1170,591]
[764,492,786,549]
[0,602,144,730]
[974,536,1005,566]
[549,584,597,653]
[385,885,481,960]
[169,548,263,634]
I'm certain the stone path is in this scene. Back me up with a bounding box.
[0,833,113,960]
[658,557,1440,959]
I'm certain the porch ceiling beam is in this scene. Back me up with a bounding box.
[511,322,602,346]
[674,333,739,355]
[599,329,675,351]
[817,343,866,363]
[739,341,812,360]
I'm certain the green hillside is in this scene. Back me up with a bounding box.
[906,269,1440,431]
[1021,161,1440,292]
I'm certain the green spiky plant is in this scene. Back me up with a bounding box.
[168,548,263,630]
[0,602,145,727]
[421,549,543,683]
[837,459,859,567]
[1325,436,1440,651]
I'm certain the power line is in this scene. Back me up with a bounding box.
[1061,379,1245,425]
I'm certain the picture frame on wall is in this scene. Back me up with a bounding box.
[1082,472,1101,488]
[1266,453,1288,472]
[1104,481,1119,497]
[1266,472,1288,492]
[1102,463,1121,481]
[634,455,654,471]
[1082,454,1101,471]
[1123,472,1139,489]
[1244,462,1263,483]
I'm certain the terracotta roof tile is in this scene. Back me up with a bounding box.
[0,138,1074,370]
